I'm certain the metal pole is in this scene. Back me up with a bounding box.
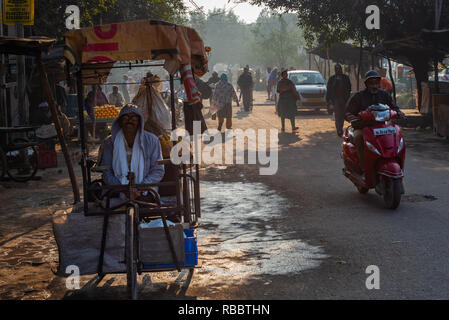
[357,37,363,91]
[16,24,27,125]
[76,70,89,212]
[170,74,175,131]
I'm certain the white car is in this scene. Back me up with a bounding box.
[277,70,327,112]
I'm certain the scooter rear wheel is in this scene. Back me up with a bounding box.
[383,178,402,210]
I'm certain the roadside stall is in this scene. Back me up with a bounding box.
[53,19,209,299]
[0,36,80,192]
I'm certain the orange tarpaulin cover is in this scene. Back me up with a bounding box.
[64,20,208,76]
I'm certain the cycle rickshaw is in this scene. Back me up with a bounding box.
[63,19,208,299]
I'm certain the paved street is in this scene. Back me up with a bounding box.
[1,91,449,299]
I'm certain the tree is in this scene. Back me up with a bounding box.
[245,0,449,105]
[104,0,188,25]
[33,0,188,40]
[250,10,306,69]
[34,0,114,39]
[188,8,252,68]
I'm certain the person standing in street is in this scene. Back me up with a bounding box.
[108,85,125,108]
[379,68,393,95]
[207,71,221,107]
[269,68,279,102]
[277,70,299,133]
[265,67,272,100]
[121,75,131,103]
[207,71,220,86]
[211,73,239,131]
[326,64,352,137]
[237,66,254,112]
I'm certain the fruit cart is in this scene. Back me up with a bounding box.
[62,19,209,299]
[81,105,121,140]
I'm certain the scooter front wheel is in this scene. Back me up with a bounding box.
[383,178,402,210]
[357,185,369,194]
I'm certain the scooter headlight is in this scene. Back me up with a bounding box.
[397,137,404,153]
[366,141,381,156]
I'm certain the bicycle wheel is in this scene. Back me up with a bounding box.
[0,147,6,179]
[125,206,138,300]
[6,138,38,182]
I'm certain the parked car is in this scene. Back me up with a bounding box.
[276,70,327,112]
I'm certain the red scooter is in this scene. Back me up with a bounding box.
[342,104,405,209]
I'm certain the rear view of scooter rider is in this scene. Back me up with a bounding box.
[345,70,405,169]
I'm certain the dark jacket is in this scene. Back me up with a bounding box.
[207,75,220,86]
[345,88,400,119]
[326,73,351,102]
[237,72,253,90]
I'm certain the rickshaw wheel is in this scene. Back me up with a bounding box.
[126,206,138,300]
[6,138,38,182]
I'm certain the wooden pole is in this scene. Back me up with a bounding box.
[37,57,80,203]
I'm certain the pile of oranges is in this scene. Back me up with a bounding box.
[94,105,120,120]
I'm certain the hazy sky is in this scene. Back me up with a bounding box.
[184,0,265,23]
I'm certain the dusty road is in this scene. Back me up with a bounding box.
[1,91,449,300]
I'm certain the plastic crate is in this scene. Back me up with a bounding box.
[143,229,198,269]
[38,150,58,168]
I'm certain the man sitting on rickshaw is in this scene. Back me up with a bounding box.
[101,104,165,202]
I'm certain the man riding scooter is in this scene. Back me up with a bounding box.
[345,70,405,170]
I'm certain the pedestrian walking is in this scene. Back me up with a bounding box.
[121,75,131,103]
[266,67,272,100]
[326,64,352,137]
[210,73,239,131]
[269,68,279,103]
[237,66,254,112]
[277,70,299,133]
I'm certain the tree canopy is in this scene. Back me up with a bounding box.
[33,0,187,39]
[189,8,307,70]
[246,0,449,48]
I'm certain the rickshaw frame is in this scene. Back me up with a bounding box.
[73,60,202,299]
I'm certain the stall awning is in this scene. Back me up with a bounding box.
[308,43,373,66]
[372,29,449,67]
[64,19,209,77]
[0,36,56,56]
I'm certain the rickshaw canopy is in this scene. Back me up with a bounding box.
[64,19,209,84]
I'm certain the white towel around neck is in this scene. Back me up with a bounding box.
[112,129,145,185]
